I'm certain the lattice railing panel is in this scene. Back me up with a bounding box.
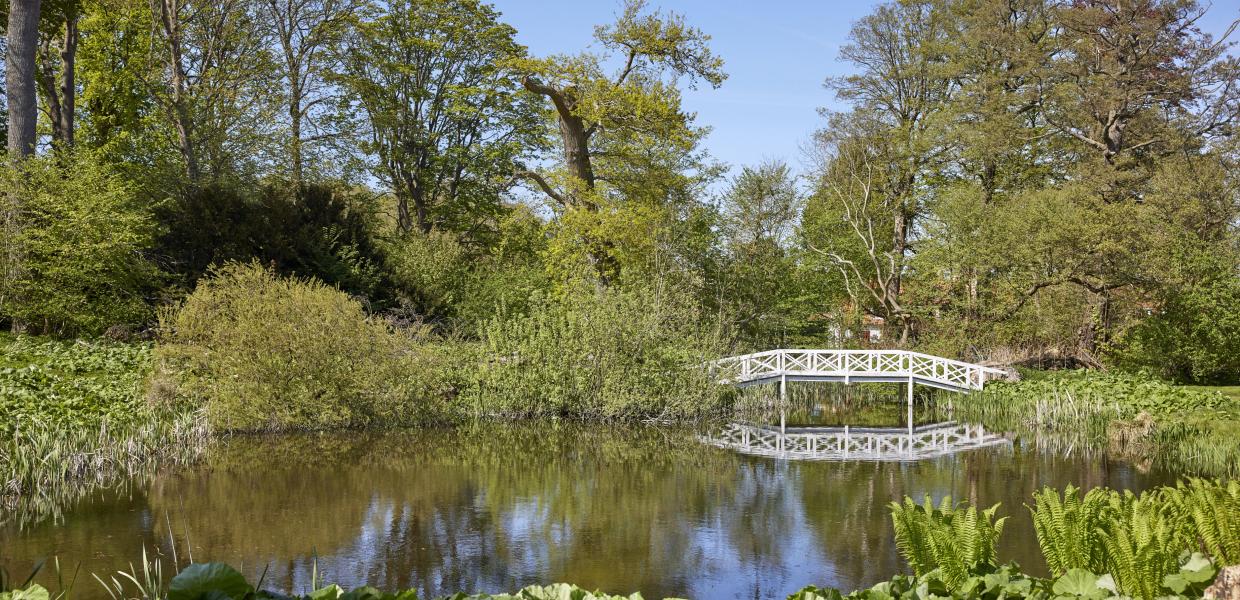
[711,349,1004,391]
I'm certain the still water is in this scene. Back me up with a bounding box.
[0,423,1169,600]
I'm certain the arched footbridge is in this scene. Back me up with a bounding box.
[709,349,1007,393]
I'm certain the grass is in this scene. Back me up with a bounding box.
[0,334,210,526]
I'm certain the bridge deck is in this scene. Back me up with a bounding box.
[711,349,1006,392]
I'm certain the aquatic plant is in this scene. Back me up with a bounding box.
[943,370,1240,477]
[0,334,210,526]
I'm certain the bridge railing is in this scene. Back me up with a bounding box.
[709,349,1006,392]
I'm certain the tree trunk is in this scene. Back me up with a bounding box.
[58,16,76,147]
[521,76,595,203]
[37,15,77,149]
[156,0,201,182]
[7,0,43,159]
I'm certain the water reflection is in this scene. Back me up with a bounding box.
[0,423,1171,600]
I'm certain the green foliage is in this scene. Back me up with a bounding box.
[381,207,552,329]
[888,495,1007,587]
[1161,479,1240,565]
[332,0,543,234]
[948,370,1240,477]
[79,562,677,600]
[1095,491,1183,600]
[786,558,1216,600]
[1112,240,1240,384]
[157,182,383,299]
[0,151,161,335]
[0,335,151,429]
[1029,486,1109,576]
[155,262,451,432]
[1027,481,1240,600]
[466,282,725,422]
[0,334,208,525]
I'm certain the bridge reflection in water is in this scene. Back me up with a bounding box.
[702,421,1010,461]
[706,349,1011,461]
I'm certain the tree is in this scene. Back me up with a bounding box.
[515,0,725,282]
[262,0,359,185]
[804,0,957,344]
[146,0,276,184]
[6,0,41,158]
[36,0,78,148]
[334,0,541,234]
[717,160,801,345]
[804,115,918,344]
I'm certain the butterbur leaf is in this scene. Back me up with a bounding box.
[169,563,253,600]
[1178,553,1215,583]
[1051,569,1107,599]
[308,585,344,600]
[784,587,843,600]
[8,585,49,600]
[1163,573,1190,595]
[339,586,384,600]
[1095,575,1117,594]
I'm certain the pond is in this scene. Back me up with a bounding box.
[0,422,1171,600]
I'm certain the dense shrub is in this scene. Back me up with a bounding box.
[157,182,382,299]
[0,152,161,335]
[381,207,550,328]
[155,262,451,432]
[465,282,726,421]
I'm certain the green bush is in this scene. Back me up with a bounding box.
[381,207,550,328]
[465,282,726,421]
[155,262,451,432]
[0,151,161,335]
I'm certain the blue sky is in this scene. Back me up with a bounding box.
[489,0,1240,181]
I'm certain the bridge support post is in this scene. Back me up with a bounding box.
[907,375,914,437]
[779,374,787,436]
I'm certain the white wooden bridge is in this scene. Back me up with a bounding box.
[704,349,1009,461]
[710,349,1006,392]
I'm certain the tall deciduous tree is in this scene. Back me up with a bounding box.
[147,0,275,184]
[805,0,955,344]
[6,0,41,158]
[36,0,78,148]
[263,0,358,185]
[718,160,801,345]
[334,0,541,234]
[515,0,725,282]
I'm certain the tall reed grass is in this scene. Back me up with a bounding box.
[1,410,209,526]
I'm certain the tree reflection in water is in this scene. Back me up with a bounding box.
[0,423,1171,600]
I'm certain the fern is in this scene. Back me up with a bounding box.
[888,495,1007,588]
[1164,478,1240,564]
[1029,485,1110,576]
[1097,490,1183,600]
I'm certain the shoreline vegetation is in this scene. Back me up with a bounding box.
[3,265,1240,523]
[4,480,1236,600]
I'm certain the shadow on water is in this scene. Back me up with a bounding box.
[0,415,1173,600]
